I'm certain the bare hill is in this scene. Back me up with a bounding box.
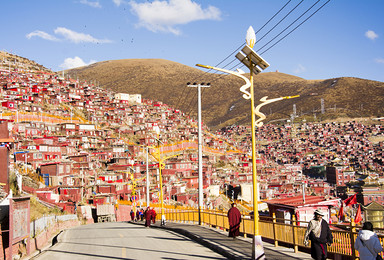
[0,51,52,73]
[62,59,384,130]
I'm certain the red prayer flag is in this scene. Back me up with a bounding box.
[355,204,363,223]
[344,193,357,206]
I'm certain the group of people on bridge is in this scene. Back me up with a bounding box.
[130,207,157,227]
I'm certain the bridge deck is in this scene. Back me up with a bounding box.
[139,221,314,260]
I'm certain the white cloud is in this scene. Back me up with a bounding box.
[365,30,378,40]
[113,0,124,7]
[59,56,97,69]
[54,27,112,43]
[293,64,306,74]
[26,30,59,41]
[129,0,221,35]
[80,0,102,8]
[375,58,384,64]
[26,27,112,44]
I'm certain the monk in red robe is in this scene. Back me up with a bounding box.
[228,203,241,239]
[150,208,157,224]
[145,207,153,227]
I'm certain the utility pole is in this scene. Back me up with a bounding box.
[187,82,210,225]
[146,146,150,207]
[81,166,84,202]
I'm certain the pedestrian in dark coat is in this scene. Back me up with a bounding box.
[135,209,140,222]
[304,209,333,260]
[130,209,135,221]
[228,203,241,239]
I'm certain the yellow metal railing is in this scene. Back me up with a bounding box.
[155,207,384,259]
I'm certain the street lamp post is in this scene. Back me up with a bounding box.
[154,126,166,226]
[146,146,150,208]
[236,26,268,260]
[197,26,298,260]
[187,82,210,225]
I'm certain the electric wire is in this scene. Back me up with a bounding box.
[260,0,331,55]
[191,0,301,85]
[256,0,305,44]
[211,0,331,80]
[181,0,294,113]
[257,0,322,53]
[184,0,331,118]
[188,1,330,117]
[175,43,244,110]
[255,0,292,35]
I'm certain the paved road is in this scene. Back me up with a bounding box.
[32,222,228,260]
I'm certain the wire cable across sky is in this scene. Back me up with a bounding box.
[183,0,331,118]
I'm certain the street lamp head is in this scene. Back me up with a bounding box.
[246,26,256,49]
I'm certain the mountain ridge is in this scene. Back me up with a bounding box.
[2,51,382,130]
[65,58,384,130]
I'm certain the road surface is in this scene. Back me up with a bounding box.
[32,222,228,260]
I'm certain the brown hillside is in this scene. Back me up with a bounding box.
[65,59,384,130]
[0,51,52,73]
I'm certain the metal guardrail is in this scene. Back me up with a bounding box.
[158,208,384,259]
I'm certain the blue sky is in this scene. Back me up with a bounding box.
[1,0,383,82]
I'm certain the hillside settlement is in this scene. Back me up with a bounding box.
[1,55,384,227]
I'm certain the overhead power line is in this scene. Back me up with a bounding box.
[181,0,295,112]
[184,0,331,118]
[260,0,331,55]
[256,0,305,44]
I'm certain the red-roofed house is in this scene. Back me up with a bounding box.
[265,195,339,226]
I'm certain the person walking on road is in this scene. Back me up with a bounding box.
[150,207,157,224]
[130,209,135,222]
[304,209,333,260]
[227,203,241,239]
[355,221,383,260]
[145,207,153,227]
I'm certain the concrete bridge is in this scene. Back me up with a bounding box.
[31,221,312,260]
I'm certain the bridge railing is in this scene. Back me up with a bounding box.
[158,207,384,259]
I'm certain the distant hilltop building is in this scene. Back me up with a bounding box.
[114,93,141,104]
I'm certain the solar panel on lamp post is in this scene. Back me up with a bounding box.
[196,26,299,260]
[197,26,269,260]
[236,26,267,260]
